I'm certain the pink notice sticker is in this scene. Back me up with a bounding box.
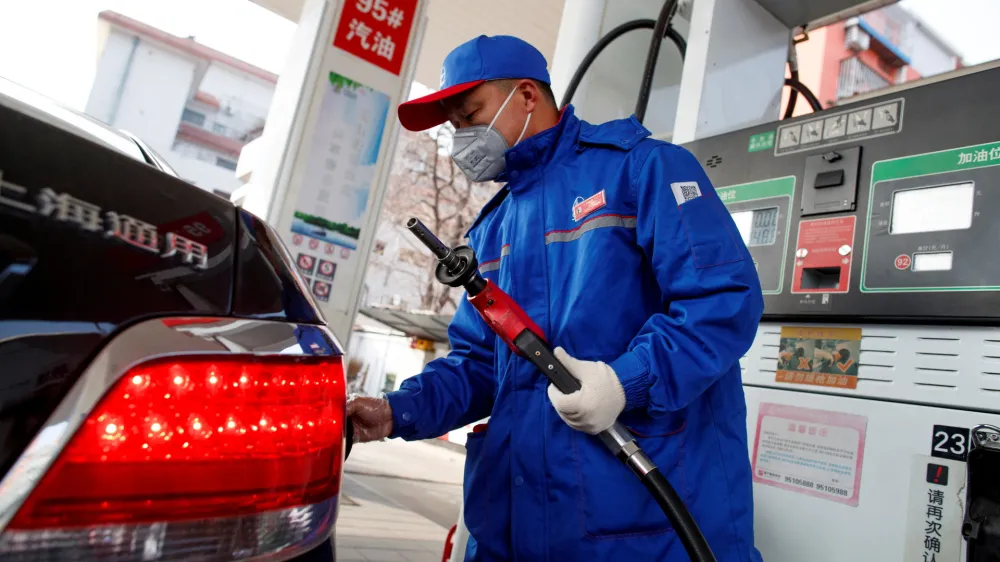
[572,190,607,221]
[751,403,868,506]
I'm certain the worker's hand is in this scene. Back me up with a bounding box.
[346,394,394,443]
[547,348,626,435]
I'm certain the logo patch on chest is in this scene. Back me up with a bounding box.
[572,190,607,221]
[670,181,702,205]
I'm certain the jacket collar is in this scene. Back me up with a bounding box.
[495,104,579,183]
[464,107,652,237]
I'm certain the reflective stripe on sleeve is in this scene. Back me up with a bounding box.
[479,244,510,273]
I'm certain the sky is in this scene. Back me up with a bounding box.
[0,0,998,112]
[0,0,296,110]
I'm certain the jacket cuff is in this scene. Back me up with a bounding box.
[609,351,651,411]
[384,389,419,440]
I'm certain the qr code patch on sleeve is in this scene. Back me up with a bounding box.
[670,182,702,205]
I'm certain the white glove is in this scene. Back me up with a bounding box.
[547,347,626,435]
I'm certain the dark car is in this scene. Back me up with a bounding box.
[0,77,348,561]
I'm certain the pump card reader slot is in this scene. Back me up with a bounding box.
[792,216,856,295]
[800,266,842,289]
[801,147,861,216]
[814,169,845,189]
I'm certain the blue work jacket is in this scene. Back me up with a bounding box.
[385,105,765,562]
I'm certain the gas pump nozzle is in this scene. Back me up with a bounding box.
[406,218,717,562]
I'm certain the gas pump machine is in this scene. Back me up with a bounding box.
[682,61,1000,562]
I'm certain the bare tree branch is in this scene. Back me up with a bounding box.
[367,125,494,315]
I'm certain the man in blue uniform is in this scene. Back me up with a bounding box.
[348,34,765,561]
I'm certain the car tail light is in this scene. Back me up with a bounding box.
[0,354,345,561]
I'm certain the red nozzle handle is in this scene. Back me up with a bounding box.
[468,280,582,394]
[468,279,545,354]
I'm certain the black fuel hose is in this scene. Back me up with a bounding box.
[783,35,822,116]
[784,69,800,119]
[635,0,679,123]
[785,77,822,113]
[559,18,686,111]
[784,37,800,119]
[643,468,717,562]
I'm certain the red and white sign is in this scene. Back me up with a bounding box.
[791,216,857,294]
[312,280,331,302]
[333,0,417,75]
[316,259,337,281]
[751,403,868,506]
[895,254,912,270]
[325,243,335,255]
[293,234,304,246]
[341,247,351,259]
[309,238,320,250]
[572,190,607,222]
[298,254,315,271]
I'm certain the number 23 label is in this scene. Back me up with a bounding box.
[931,425,970,461]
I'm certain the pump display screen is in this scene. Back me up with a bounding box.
[890,182,975,234]
[731,207,779,247]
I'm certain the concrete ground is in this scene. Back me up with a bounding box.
[335,439,465,562]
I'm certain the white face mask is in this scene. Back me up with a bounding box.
[450,86,532,182]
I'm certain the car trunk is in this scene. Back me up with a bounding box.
[0,102,237,480]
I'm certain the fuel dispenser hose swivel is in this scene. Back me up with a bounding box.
[406,218,717,562]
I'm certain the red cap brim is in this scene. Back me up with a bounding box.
[397,80,485,131]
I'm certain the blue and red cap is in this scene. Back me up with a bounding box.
[397,35,550,131]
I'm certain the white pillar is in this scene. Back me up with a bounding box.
[240,0,430,348]
[548,0,607,110]
[673,0,789,143]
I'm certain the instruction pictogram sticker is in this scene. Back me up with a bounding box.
[312,280,331,302]
[317,259,337,282]
[297,253,316,275]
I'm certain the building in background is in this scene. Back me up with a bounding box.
[85,11,276,196]
[783,3,963,117]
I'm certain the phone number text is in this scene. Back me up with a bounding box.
[783,476,850,497]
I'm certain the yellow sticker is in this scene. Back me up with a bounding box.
[776,327,861,389]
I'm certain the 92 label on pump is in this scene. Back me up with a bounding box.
[930,425,969,462]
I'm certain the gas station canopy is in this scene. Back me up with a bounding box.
[360,306,453,343]
[755,0,897,28]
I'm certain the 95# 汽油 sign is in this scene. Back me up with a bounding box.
[333,0,418,75]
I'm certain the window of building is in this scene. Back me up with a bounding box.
[181,109,205,126]
[837,57,890,99]
[212,123,227,135]
[215,157,238,171]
